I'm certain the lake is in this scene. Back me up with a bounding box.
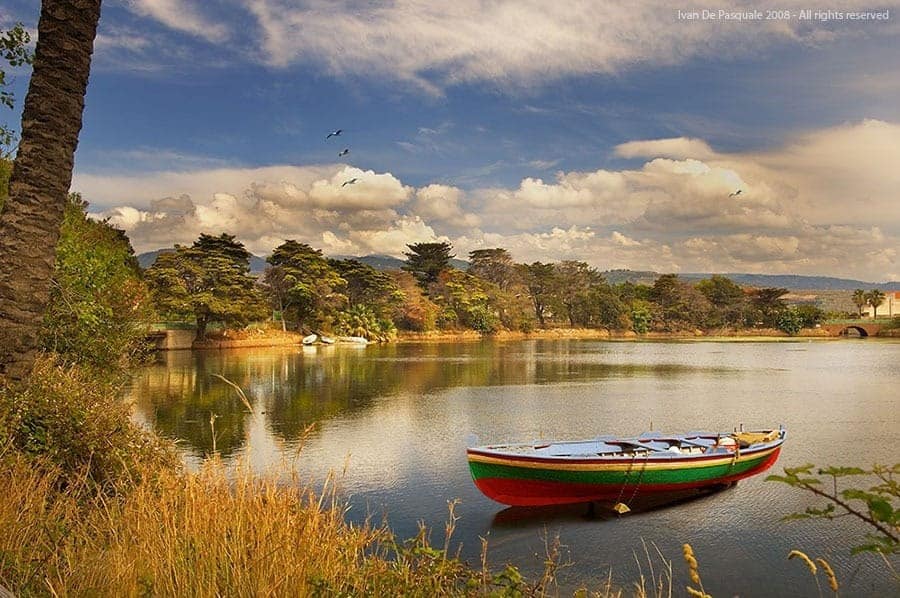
[127,339,899,597]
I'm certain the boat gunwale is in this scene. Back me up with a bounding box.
[466,431,785,466]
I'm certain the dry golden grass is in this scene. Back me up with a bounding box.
[0,359,681,597]
[1,457,386,596]
[0,452,686,597]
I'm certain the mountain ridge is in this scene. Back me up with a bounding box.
[136,251,898,290]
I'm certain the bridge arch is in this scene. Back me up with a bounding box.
[840,326,869,337]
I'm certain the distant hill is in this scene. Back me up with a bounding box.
[137,249,268,274]
[331,254,470,272]
[680,273,899,291]
[136,249,173,270]
[602,269,661,286]
[136,251,893,291]
[601,269,899,291]
[138,250,470,275]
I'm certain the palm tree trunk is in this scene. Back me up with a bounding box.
[0,0,103,380]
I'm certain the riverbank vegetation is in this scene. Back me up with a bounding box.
[140,235,862,342]
[0,358,677,597]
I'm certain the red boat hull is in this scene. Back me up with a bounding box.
[470,445,782,507]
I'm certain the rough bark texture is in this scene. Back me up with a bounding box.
[0,0,102,380]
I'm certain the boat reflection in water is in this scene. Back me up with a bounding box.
[491,482,737,528]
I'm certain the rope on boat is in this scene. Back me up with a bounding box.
[613,451,650,514]
[626,455,649,505]
[614,452,638,506]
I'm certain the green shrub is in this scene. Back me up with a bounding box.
[631,301,652,334]
[41,194,155,370]
[776,309,803,335]
[468,304,501,334]
[0,357,175,490]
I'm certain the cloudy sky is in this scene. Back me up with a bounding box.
[2,1,899,281]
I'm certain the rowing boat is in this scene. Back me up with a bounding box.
[467,428,785,507]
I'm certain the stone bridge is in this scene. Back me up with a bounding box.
[145,328,196,350]
[820,322,886,337]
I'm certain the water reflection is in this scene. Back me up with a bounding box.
[129,340,736,458]
[491,484,736,528]
[128,339,899,597]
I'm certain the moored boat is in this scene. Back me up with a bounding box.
[301,334,318,345]
[467,428,785,507]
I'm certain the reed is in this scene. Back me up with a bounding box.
[0,450,691,597]
[1,358,672,597]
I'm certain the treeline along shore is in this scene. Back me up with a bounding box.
[12,193,897,364]
[139,228,898,347]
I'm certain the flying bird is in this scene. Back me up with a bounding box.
[338,148,350,157]
[341,178,358,187]
[325,129,343,140]
[729,189,742,197]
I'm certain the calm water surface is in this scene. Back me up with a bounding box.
[128,339,899,597]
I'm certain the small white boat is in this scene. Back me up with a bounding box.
[301,334,318,345]
[319,335,336,345]
[338,336,370,345]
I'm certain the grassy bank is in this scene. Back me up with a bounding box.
[0,358,668,597]
[1,455,542,596]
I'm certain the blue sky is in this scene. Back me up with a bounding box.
[2,1,899,281]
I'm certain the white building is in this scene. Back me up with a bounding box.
[864,290,900,318]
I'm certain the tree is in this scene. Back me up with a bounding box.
[468,248,517,290]
[402,241,454,287]
[776,308,803,336]
[1,23,34,156]
[518,262,557,327]
[852,289,868,318]
[768,463,899,556]
[631,300,652,334]
[553,261,604,326]
[0,157,10,209]
[334,304,397,342]
[0,0,103,380]
[649,274,711,331]
[429,269,501,333]
[615,281,651,304]
[389,270,438,332]
[329,258,402,313]
[41,194,153,368]
[263,240,345,331]
[697,275,746,327]
[330,258,402,338]
[865,289,886,319]
[748,287,789,328]
[589,285,628,330]
[145,234,268,341]
[794,304,825,329]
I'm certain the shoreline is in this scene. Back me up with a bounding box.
[395,326,837,343]
[154,324,898,350]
